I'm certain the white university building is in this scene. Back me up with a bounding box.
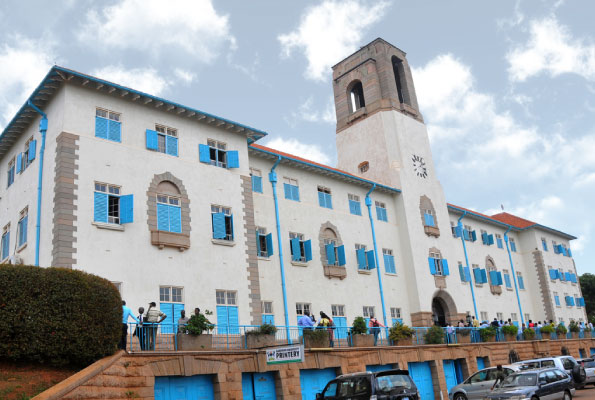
[0,38,585,333]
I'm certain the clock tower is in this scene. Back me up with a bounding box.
[333,38,467,326]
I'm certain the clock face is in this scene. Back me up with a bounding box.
[412,155,427,178]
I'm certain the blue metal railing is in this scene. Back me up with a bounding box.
[125,323,594,352]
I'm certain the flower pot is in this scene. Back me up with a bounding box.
[351,334,375,347]
[457,334,471,344]
[541,332,551,340]
[245,333,276,349]
[177,333,213,350]
[505,334,517,342]
[302,331,330,348]
[391,337,413,346]
[571,332,579,339]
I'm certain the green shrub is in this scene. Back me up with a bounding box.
[502,325,519,336]
[303,328,329,341]
[523,328,536,340]
[423,325,444,344]
[389,322,414,341]
[568,321,580,333]
[351,316,368,335]
[246,323,277,336]
[0,265,121,366]
[540,324,554,334]
[479,326,497,341]
[186,310,214,335]
[556,323,568,335]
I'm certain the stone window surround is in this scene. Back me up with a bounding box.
[420,195,440,237]
[486,256,502,296]
[319,221,346,280]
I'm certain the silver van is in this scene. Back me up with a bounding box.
[448,365,521,400]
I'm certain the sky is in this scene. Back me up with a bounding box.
[0,0,593,273]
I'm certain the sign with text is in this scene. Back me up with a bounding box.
[266,344,304,364]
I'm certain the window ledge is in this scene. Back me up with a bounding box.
[424,225,440,237]
[211,239,235,247]
[16,243,27,253]
[291,261,308,267]
[385,272,397,277]
[151,230,190,251]
[93,222,124,231]
[358,269,373,275]
[257,256,271,261]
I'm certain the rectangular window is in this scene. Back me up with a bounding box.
[94,182,134,225]
[503,269,512,289]
[95,108,121,142]
[331,304,345,317]
[348,194,362,216]
[510,238,517,252]
[148,124,178,156]
[511,313,518,322]
[429,252,449,276]
[480,311,488,321]
[262,301,273,315]
[323,238,345,267]
[554,292,560,307]
[160,286,184,303]
[208,139,227,168]
[296,302,311,316]
[318,186,333,209]
[496,312,503,321]
[390,307,401,319]
[383,248,396,274]
[251,168,263,193]
[256,227,273,257]
[423,209,435,227]
[156,194,182,232]
[216,290,236,305]
[517,272,525,290]
[552,240,558,253]
[375,201,387,222]
[480,229,494,245]
[541,238,548,252]
[211,205,233,241]
[472,264,487,285]
[17,208,28,247]
[495,234,503,249]
[283,177,300,201]
[355,244,375,271]
[450,221,457,238]
[22,137,36,171]
[290,232,313,263]
[7,158,15,188]
[362,306,375,318]
[1,224,9,261]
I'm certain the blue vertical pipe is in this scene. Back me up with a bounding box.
[27,101,47,267]
[365,184,388,326]
[457,212,478,319]
[504,226,525,327]
[269,156,291,343]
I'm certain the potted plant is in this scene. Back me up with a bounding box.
[568,321,580,339]
[423,325,444,345]
[523,328,535,340]
[389,322,415,346]
[502,325,518,342]
[244,323,277,349]
[479,326,497,342]
[177,310,215,350]
[455,327,472,344]
[555,323,567,339]
[539,324,554,340]
[350,316,375,347]
[303,328,330,348]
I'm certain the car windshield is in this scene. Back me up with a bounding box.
[501,373,537,388]
[376,374,413,393]
[584,361,595,368]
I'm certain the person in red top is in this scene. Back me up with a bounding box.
[368,315,385,346]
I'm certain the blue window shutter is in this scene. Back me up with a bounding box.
[428,257,436,275]
[473,268,480,283]
[325,243,336,265]
[454,226,462,238]
[229,214,234,240]
[366,250,376,269]
[16,153,22,173]
[464,267,471,282]
[292,185,300,201]
[376,206,381,220]
[22,216,27,245]
[497,238,503,249]
[119,194,134,224]
[227,151,239,168]
[385,255,396,274]
[256,232,261,255]
[28,140,36,161]
[199,144,211,163]
[504,274,511,287]
[488,234,494,245]
[355,202,361,215]
[166,136,178,156]
[349,200,355,215]
[216,305,229,335]
[549,269,557,280]
[146,129,158,150]
[580,298,585,307]
[428,214,435,227]
[463,230,470,241]
[1,233,8,259]
[565,272,571,281]
[95,116,108,139]
[337,245,346,266]
[318,192,325,207]
[93,192,108,223]
[227,306,239,334]
[518,276,524,289]
[423,213,431,226]
[212,213,226,239]
[568,248,572,257]
[265,233,273,257]
[252,176,263,193]
[442,259,449,276]
[327,194,333,209]
[459,265,466,281]
[291,238,301,261]
[357,249,367,270]
[169,206,182,233]
[481,232,488,244]
[489,270,497,284]
[471,231,477,242]
[304,240,312,262]
[262,314,274,325]
[108,120,121,142]
[284,183,291,199]
[555,296,560,306]
[157,203,169,231]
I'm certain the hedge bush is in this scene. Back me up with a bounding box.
[0,264,121,366]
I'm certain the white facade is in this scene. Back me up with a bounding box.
[0,40,586,329]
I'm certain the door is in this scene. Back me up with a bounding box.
[154,375,215,400]
[300,368,337,400]
[160,303,184,334]
[333,317,348,339]
[242,372,277,400]
[408,362,435,400]
[217,305,239,335]
[443,360,458,393]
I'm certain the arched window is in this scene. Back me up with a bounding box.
[392,56,408,105]
[319,222,346,279]
[486,257,502,295]
[420,195,439,237]
[349,81,365,113]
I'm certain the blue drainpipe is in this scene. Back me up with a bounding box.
[365,184,388,326]
[457,212,478,319]
[269,156,291,343]
[504,226,525,327]
[27,101,48,267]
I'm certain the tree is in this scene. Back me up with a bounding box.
[579,273,595,321]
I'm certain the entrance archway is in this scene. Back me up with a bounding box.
[431,290,458,327]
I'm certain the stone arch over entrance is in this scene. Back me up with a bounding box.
[432,290,458,326]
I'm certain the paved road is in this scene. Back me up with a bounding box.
[576,386,595,400]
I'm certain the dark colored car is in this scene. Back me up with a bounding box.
[486,368,575,400]
[316,369,419,399]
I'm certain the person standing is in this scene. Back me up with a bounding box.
[318,311,335,347]
[119,301,139,351]
[472,316,480,328]
[178,309,189,334]
[145,302,167,350]
[136,307,146,350]
[298,311,315,329]
[368,314,385,346]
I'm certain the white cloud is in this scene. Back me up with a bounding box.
[286,96,336,127]
[0,36,54,129]
[266,138,331,165]
[77,0,234,62]
[173,68,196,85]
[507,16,595,82]
[278,0,390,81]
[92,65,170,96]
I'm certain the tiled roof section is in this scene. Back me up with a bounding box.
[490,212,536,229]
[446,203,498,223]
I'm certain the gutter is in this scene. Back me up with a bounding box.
[457,212,478,319]
[504,225,525,327]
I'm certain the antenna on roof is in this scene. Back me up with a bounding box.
[501,204,504,211]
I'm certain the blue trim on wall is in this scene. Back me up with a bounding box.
[366,184,388,326]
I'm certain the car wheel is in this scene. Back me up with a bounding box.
[571,365,586,384]
[454,393,467,400]
[563,390,572,400]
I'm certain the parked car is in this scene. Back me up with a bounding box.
[485,368,575,400]
[577,358,595,386]
[515,356,586,389]
[316,369,419,399]
[448,365,521,400]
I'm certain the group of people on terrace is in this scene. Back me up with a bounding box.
[297,310,385,347]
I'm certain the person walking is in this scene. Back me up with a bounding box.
[119,301,139,352]
[145,302,167,350]
[491,365,506,390]
[368,314,385,346]
[318,311,335,347]
[178,309,189,334]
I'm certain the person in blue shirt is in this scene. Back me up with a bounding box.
[298,311,315,329]
[119,300,140,351]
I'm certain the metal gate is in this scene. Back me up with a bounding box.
[242,372,276,400]
[299,368,336,400]
[154,375,214,400]
[408,362,435,400]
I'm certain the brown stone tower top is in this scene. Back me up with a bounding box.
[332,38,423,133]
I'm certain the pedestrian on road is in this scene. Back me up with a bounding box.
[119,300,139,352]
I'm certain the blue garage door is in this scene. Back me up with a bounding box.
[367,364,393,373]
[154,375,214,400]
[591,348,595,356]
[476,357,488,371]
[443,360,458,393]
[300,368,336,400]
[408,362,435,400]
[242,372,277,400]
[334,317,348,339]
